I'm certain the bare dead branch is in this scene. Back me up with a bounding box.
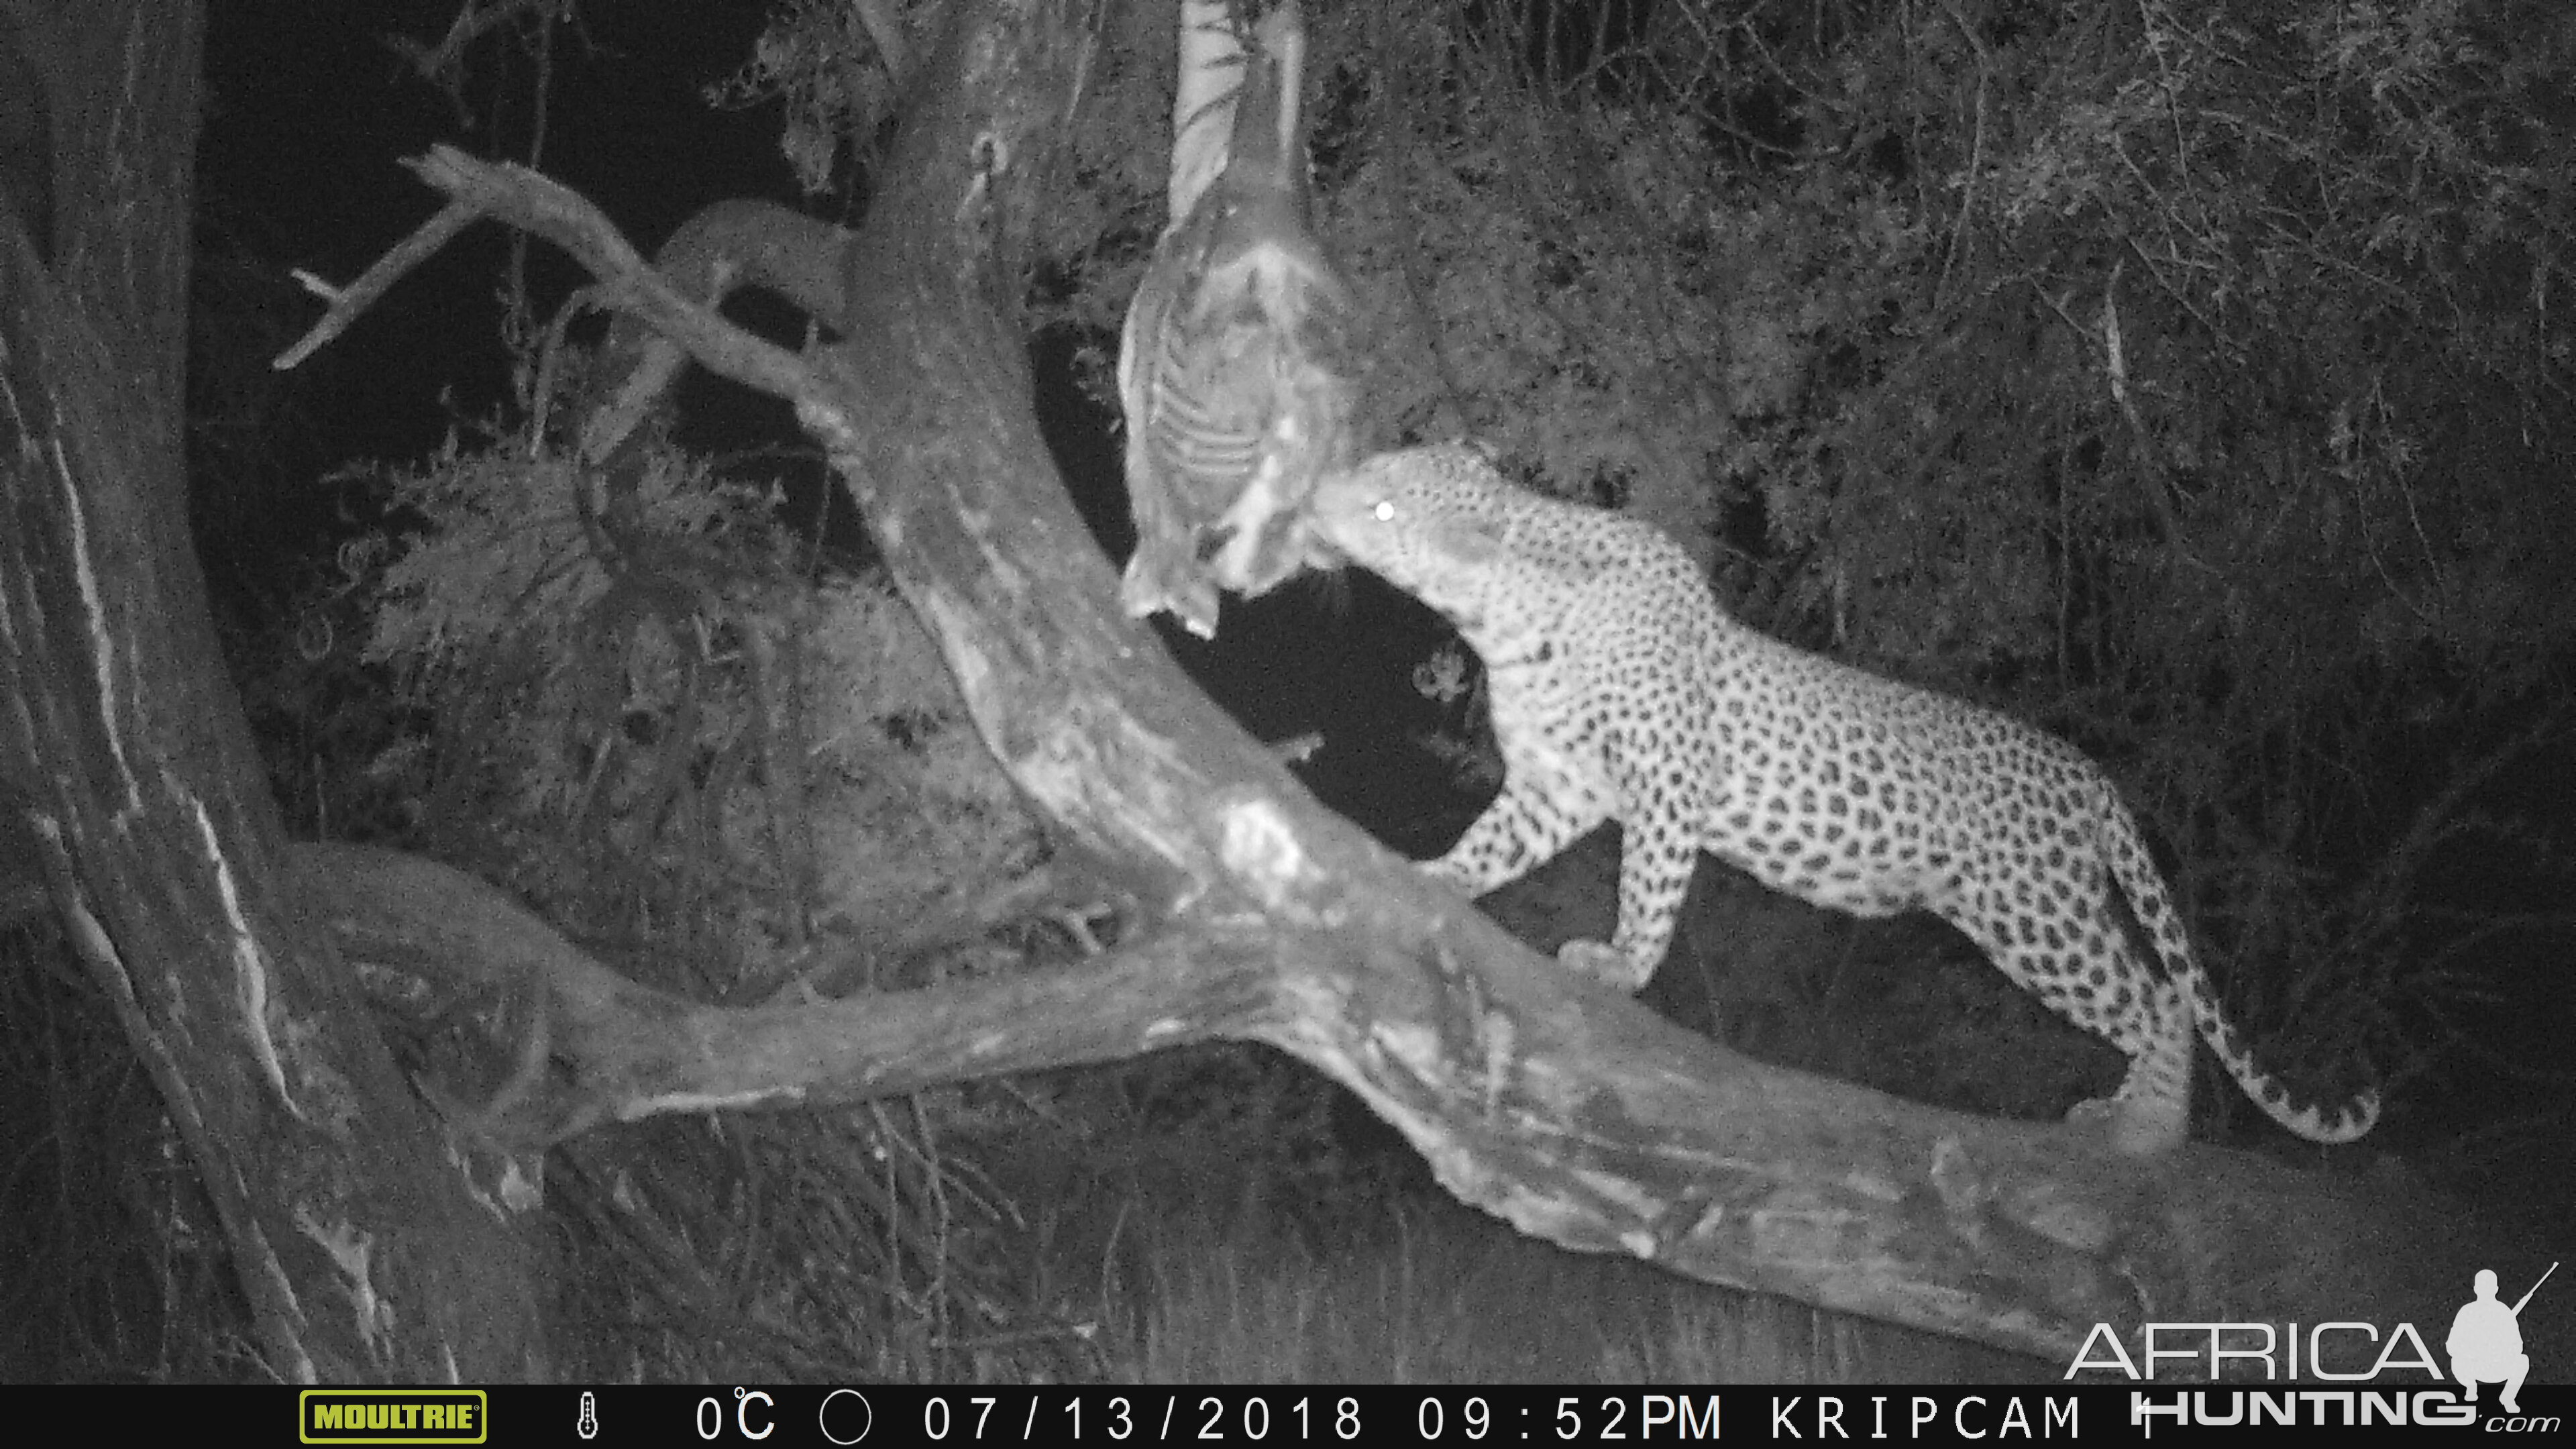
[276,146,821,424]
[576,199,865,465]
[272,198,478,371]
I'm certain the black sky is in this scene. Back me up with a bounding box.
[183,5,2573,1181]
[199,0,793,465]
[192,0,1467,844]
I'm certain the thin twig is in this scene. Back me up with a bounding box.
[1934,0,1990,313]
[274,201,478,371]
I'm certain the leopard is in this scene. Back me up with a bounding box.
[1307,442,2379,1154]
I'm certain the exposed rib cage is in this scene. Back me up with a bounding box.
[1116,0,1360,639]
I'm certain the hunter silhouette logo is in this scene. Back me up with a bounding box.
[2450,1262,2553,1415]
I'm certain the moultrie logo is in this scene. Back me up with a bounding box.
[299,1389,487,1444]
[2449,1262,2553,1416]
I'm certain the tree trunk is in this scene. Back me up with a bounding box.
[0,0,545,1382]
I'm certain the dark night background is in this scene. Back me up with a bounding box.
[195,0,1450,799]
[199,0,2574,1163]
[198,3,2576,1175]
[3,0,2556,1385]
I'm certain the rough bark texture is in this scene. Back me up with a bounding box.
[0,0,545,1383]
[332,0,2553,1371]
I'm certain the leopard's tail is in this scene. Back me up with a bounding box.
[2101,796,2380,1144]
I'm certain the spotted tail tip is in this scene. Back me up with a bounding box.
[2275,1085,2381,1144]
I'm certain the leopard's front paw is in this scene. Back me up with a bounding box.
[1556,939,1648,991]
[2065,1095,2188,1156]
